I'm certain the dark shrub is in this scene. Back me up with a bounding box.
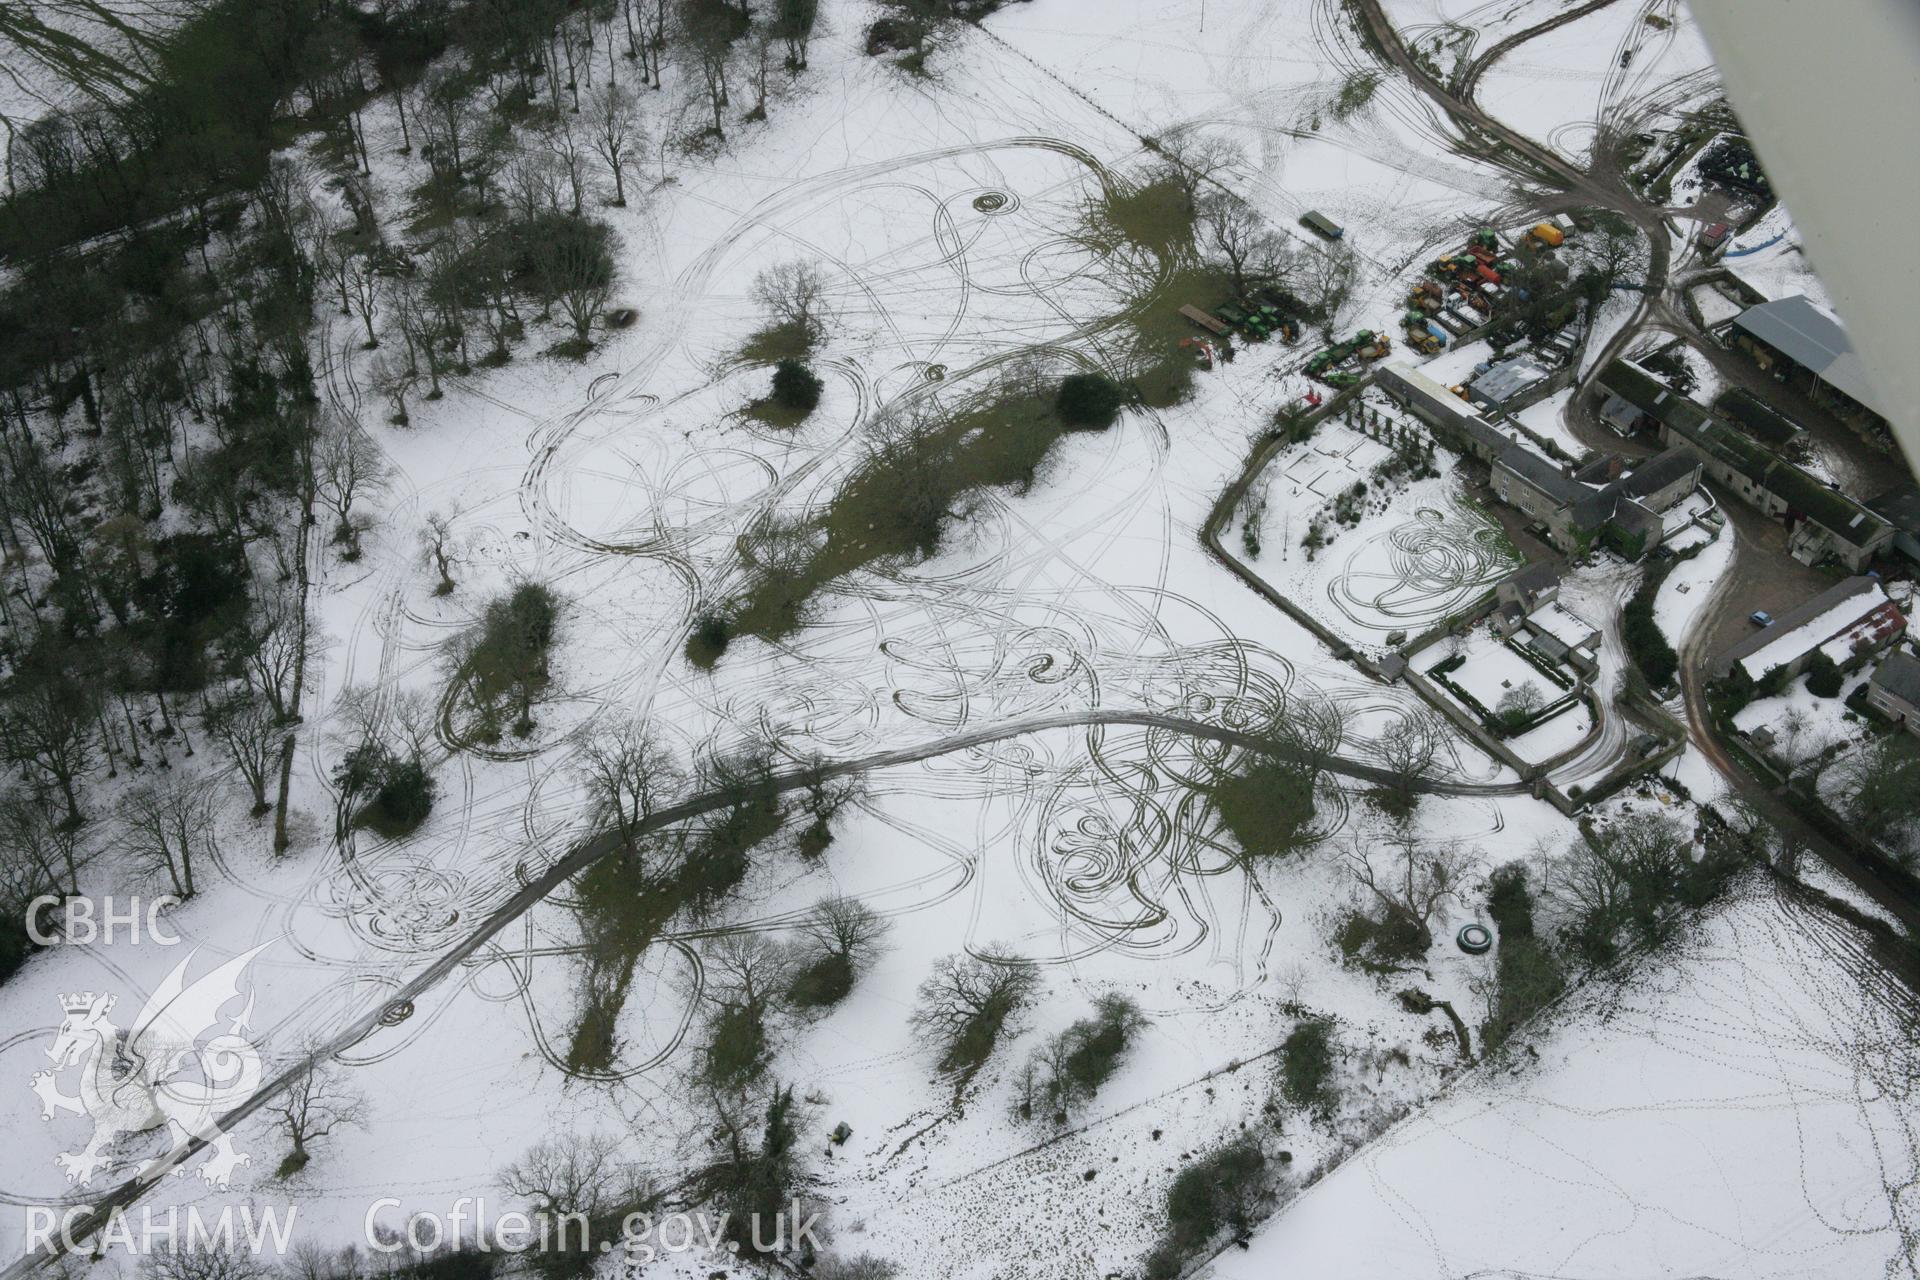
[865,17,918,54]
[0,914,37,986]
[796,816,833,858]
[787,951,855,1008]
[1335,907,1429,969]
[1030,994,1146,1116]
[1279,1019,1335,1110]
[1481,934,1565,1050]
[771,359,824,414]
[373,757,437,829]
[1803,650,1842,698]
[1147,1133,1270,1276]
[1054,372,1125,429]
[1623,574,1678,688]
[687,613,733,667]
[702,1001,770,1088]
[1210,756,1319,858]
[1486,863,1535,939]
[338,743,437,836]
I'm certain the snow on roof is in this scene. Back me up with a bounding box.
[1528,601,1600,651]
[1730,580,1891,680]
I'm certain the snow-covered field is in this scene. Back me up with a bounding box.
[3,2,1913,1280]
[1472,0,1716,162]
[1221,874,1920,1279]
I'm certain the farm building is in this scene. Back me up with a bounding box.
[1709,576,1905,681]
[1866,482,1920,565]
[1300,210,1344,240]
[1728,295,1889,432]
[1523,601,1602,676]
[1467,356,1552,409]
[1490,563,1561,639]
[1595,360,1893,570]
[1379,363,1698,559]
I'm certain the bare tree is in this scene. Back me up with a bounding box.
[585,81,644,206]
[364,348,413,424]
[1151,131,1243,211]
[690,931,795,1088]
[910,948,1041,1077]
[1372,707,1445,813]
[231,581,306,724]
[677,0,737,138]
[813,1257,898,1280]
[387,688,440,764]
[500,1132,646,1237]
[788,894,892,1008]
[0,643,97,828]
[346,254,382,348]
[533,219,615,344]
[284,1241,358,1280]
[797,894,892,968]
[142,1242,270,1280]
[200,690,278,815]
[504,148,571,220]
[1495,683,1544,729]
[1303,241,1359,338]
[641,0,672,88]
[537,109,591,216]
[1275,690,1345,777]
[750,259,829,346]
[576,717,681,850]
[1196,188,1298,299]
[1547,811,1692,955]
[316,414,390,556]
[1341,821,1471,952]
[773,0,820,69]
[120,776,218,900]
[271,1055,368,1174]
[702,931,794,1011]
[335,685,439,767]
[0,790,87,900]
[1830,735,1920,849]
[421,510,461,595]
[731,25,774,125]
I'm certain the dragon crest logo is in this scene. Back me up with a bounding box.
[31,945,270,1189]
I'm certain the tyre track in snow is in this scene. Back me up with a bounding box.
[3,706,1525,1277]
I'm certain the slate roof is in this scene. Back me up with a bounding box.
[1503,563,1560,599]
[1619,448,1700,501]
[1872,651,1920,706]
[1597,361,1890,550]
[1867,482,1920,535]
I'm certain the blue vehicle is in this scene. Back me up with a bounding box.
[1750,610,1773,627]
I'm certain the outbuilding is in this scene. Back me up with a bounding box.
[1300,210,1345,240]
[1729,295,1889,430]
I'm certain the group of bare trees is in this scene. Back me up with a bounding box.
[1145,133,1359,333]
[0,156,343,909]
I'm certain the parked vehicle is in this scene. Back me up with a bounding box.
[1750,610,1773,627]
